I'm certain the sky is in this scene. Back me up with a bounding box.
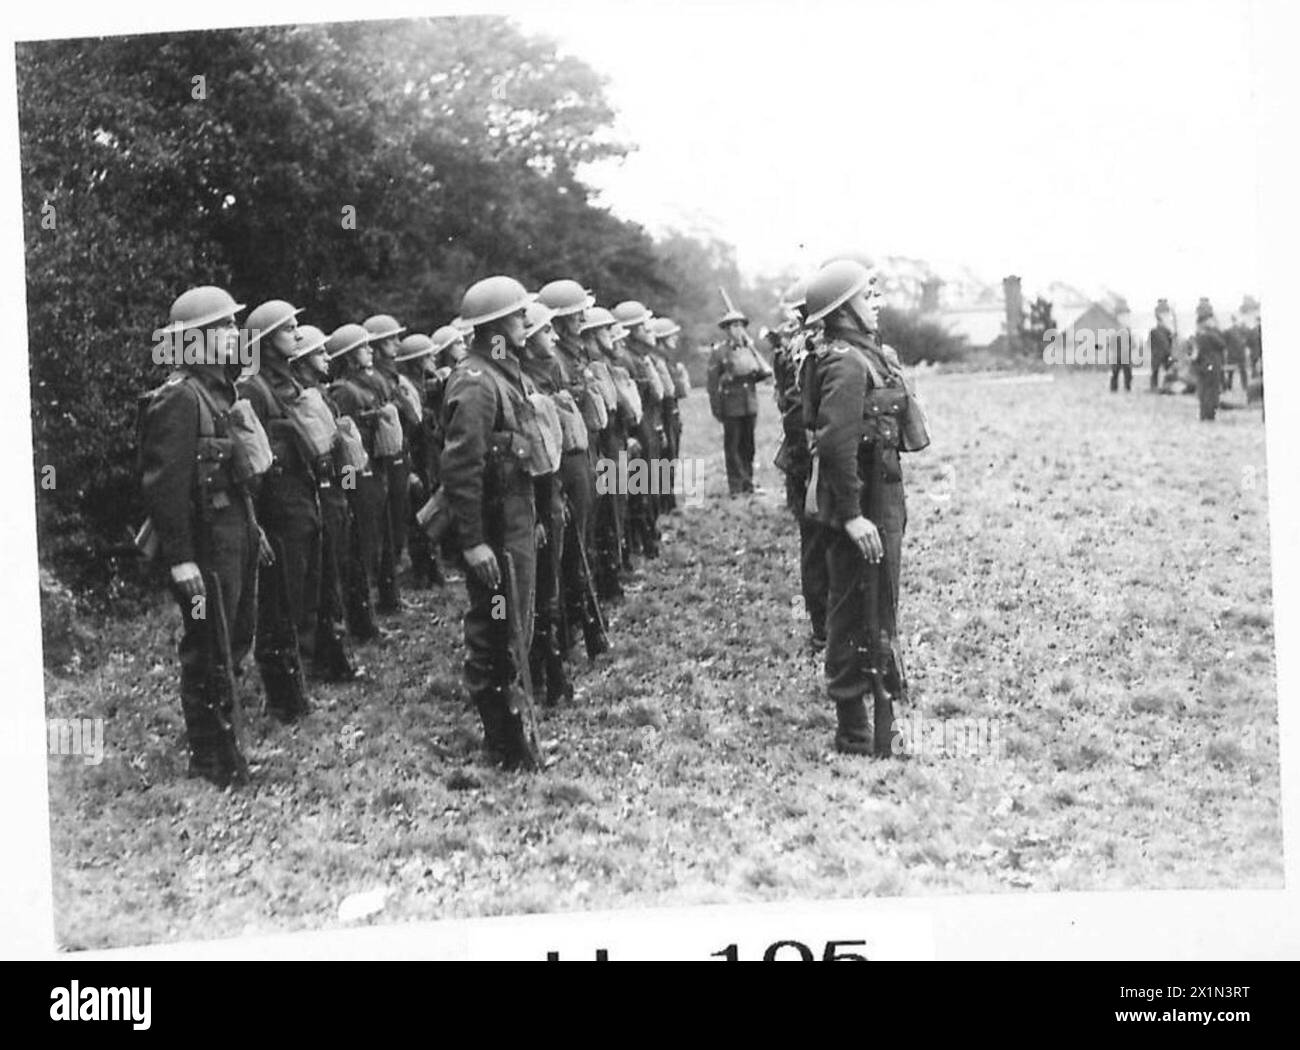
[1,0,1277,315]
[507,0,1265,311]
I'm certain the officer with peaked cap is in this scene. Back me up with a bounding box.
[441,276,544,770]
[139,286,272,785]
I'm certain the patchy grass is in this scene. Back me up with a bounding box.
[44,372,1281,950]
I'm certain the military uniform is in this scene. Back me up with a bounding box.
[361,362,410,611]
[1149,324,1174,390]
[520,349,574,704]
[238,360,320,719]
[773,324,828,645]
[622,341,664,558]
[590,346,631,592]
[294,368,363,680]
[653,348,682,513]
[1108,327,1134,392]
[330,368,390,636]
[139,367,260,783]
[804,324,910,734]
[707,338,772,494]
[441,344,539,767]
[551,329,608,652]
[1193,327,1227,421]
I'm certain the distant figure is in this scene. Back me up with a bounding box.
[1108,305,1134,392]
[1191,299,1227,422]
[706,304,773,496]
[1224,314,1250,393]
[1149,299,1175,391]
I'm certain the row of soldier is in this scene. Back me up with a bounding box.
[138,279,691,785]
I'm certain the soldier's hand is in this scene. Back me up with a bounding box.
[257,528,276,566]
[170,562,205,601]
[463,544,501,589]
[844,516,883,563]
[535,523,548,550]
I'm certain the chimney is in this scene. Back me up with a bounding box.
[920,277,943,315]
[1003,275,1024,349]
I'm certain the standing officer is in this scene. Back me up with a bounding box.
[613,300,664,559]
[139,286,270,785]
[327,324,390,640]
[1192,299,1227,422]
[362,314,411,613]
[441,276,543,770]
[802,259,914,756]
[238,299,318,722]
[1149,299,1176,391]
[707,303,772,496]
[288,324,364,682]
[771,277,828,651]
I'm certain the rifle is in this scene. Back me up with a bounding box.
[565,496,610,659]
[864,546,899,758]
[501,549,542,770]
[203,569,251,784]
[263,531,308,720]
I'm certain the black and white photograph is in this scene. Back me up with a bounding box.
[5,0,1298,962]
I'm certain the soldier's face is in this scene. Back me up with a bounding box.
[593,326,614,352]
[448,338,468,363]
[529,324,556,357]
[375,336,399,363]
[663,333,679,351]
[269,321,298,357]
[725,322,746,342]
[306,347,329,377]
[353,343,374,369]
[847,289,880,331]
[497,309,527,350]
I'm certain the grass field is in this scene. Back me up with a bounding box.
[43,368,1282,950]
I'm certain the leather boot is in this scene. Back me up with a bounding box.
[473,687,540,771]
[834,697,873,755]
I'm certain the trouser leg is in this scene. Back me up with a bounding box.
[722,418,744,494]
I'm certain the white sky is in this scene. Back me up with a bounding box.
[1,0,1276,314]
[509,0,1265,311]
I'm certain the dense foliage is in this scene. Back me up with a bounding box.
[18,17,759,588]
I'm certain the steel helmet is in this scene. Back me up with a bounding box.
[821,250,877,270]
[245,299,304,346]
[651,316,681,338]
[524,300,556,339]
[612,300,653,329]
[395,333,435,362]
[804,259,876,325]
[717,308,749,329]
[288,324,329,362]
[579,306,616,334]
[780,277,810,311]
[325,323,371,361]
[537,279,595,316]
[430,325,467,353]
[363,314,406,341]
[459,276,531,328]
[158,286,245,335]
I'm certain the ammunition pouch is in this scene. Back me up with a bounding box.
[371,402,404,458]
[553,390,589,453]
